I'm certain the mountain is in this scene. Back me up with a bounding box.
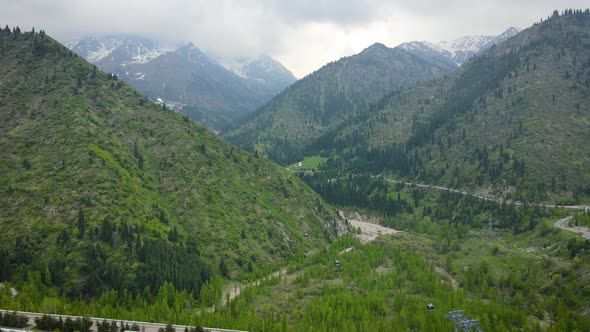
[104,41,265,130]
[306,11,590,201]
[0,28,342,297]
[65,35,296,130]
[225,42,457,165]
[65,35,164,64]
[400,27,521,66]
[215,54,297,98]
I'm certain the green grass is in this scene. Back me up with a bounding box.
[287,155,328,171]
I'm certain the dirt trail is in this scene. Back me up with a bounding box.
[435,265,459,290]
[219,268,289,306]
[339,247,354,255]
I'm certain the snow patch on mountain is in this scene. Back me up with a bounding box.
[173,42,216,65]
[130,48,165,64]
[66,37,124,62]
[400,27,521,66]
[87,45,118,62]
[215,54,296,85]
[215,57,249,79]
[66,36,167,64]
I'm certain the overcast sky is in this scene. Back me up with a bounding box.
[1,0,588,77]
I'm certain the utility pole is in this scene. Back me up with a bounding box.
[446,310,484,332]
[488,216,493,239]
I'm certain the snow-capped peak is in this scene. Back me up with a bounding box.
[214,55,255,79]
[438,35,494,53]
[172,42,212,64]
[497,27,521,40]
[65,35,166,64]
[215,54,294,80]
[399,26,521,66]
[66,36,124,62]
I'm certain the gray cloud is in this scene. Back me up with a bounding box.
[0,0,587,77]
[253,0,392,24]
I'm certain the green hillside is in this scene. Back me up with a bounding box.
[1,14,590,331]
[0,27,342,298]
[225,43,456,165]
[307,10,590,202]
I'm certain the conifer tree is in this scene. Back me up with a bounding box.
[219,257,228,277]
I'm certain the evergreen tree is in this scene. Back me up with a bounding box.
[219,257,228,277]
[78,208,86,239]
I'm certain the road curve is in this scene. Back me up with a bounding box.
[554,216,590,239]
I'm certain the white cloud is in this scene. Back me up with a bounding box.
[0,0,587,77]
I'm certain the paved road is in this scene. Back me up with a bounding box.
[382,177,590,211]
[380,177,590,240]
[554,216,590,239]
[0,310,246,332]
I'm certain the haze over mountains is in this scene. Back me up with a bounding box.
[65,35,296,130]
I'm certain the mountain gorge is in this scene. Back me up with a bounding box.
[1,8,590,332]
[0,28,340,297]
[66,35,296,130]
[225,42,458,164]
[305,11,590,201]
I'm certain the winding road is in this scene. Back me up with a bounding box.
[383,177,590,239]
[553,216,590,239]
[382,177,590,211]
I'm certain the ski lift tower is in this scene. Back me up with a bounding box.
[446,310,484,332]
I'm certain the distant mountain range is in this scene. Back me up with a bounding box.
[65,35,296,130]
[400,27,521,66]
[225,27,520,164]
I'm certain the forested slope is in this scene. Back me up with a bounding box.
[310,10,590,202]
[225,43,456,164]
[0,27,342,299]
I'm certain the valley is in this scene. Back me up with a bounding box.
[1,6,590,332]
